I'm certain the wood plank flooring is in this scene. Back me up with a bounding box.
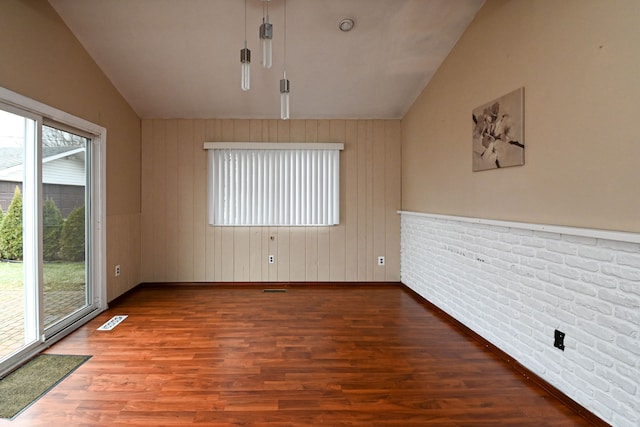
[2,284,595,426]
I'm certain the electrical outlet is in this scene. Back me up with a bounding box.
[377,256,385,266]
[268,255,275,264]
[554,329,565,351]
[115,265,121,277]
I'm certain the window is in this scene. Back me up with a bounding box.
[205,143,343,226]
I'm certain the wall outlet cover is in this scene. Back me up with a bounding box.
[554,329,565,351]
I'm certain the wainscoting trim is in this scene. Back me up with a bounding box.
[399,211,640,244]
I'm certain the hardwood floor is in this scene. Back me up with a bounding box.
[2,284,596,426]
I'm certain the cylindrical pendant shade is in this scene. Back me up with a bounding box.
[240,46,251,91]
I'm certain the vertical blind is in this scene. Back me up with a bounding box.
[205,143,343,226]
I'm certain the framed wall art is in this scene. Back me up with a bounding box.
[472,87,524,171]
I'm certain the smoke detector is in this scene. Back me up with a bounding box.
[338,18,355,32]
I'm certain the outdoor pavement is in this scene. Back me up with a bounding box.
[0,289,86,357]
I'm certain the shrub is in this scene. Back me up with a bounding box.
[43,198,64,260]
[60,205,85,261]
[0,186,23,260]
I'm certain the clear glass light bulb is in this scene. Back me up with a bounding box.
[261,37,272,69]
[280,91,289,120]
[241,62,250,91]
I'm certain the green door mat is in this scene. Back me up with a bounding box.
[0,354,90,419]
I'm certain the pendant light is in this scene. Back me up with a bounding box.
[259,0,273,69]
[279,0,290,119]
[280,72,290,119]
[240,0,251,91]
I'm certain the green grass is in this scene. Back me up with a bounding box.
[0,261,85,291]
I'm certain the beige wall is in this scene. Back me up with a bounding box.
[141,119,401,283]
[0,0,142,300]
[402,0,640,233]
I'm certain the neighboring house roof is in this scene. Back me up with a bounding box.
[0,146,86,186]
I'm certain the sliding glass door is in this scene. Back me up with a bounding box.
[41,125,92,336]
[0,100,101,375]
[0,106,40,364]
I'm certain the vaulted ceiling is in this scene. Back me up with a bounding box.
[49,0,484,119]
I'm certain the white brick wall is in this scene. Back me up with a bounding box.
[400,212,639,427]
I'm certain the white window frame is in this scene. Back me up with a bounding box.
[204,142,344,226]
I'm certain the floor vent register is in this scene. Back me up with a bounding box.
[97,315,128,331]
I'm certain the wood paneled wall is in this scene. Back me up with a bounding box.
[107,213,141,301]
[140,119,401,283]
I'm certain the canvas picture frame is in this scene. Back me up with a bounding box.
[472,87,524,171]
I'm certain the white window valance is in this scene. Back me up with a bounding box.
[204,142,344,226]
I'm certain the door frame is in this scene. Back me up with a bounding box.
[0,87,107,378]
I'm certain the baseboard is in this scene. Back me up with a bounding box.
[110,282,401,305]
[137,281,401,288]
[401,283,610,427]
[107,283,144,307]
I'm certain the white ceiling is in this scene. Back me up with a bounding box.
[48,0,484,119]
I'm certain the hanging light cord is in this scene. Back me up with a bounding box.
[263,0,268,24]
[284,0,287,69]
